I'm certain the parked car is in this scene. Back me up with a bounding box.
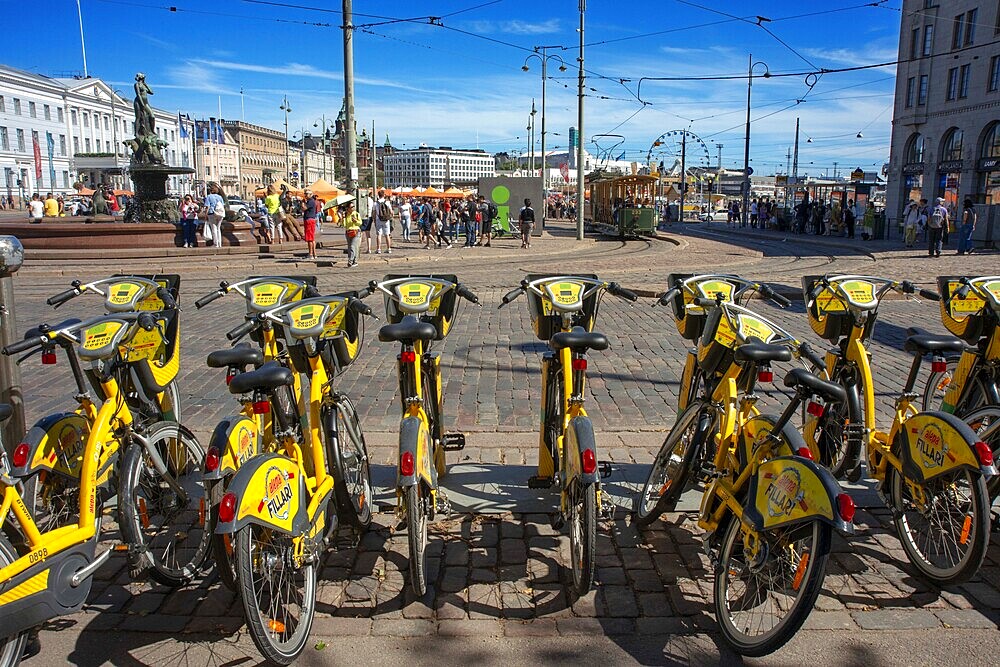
[699,207,731,222]
[226,196,250,220]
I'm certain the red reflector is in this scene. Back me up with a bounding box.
[252,400,270,415]
[400,451,415,477]
[931,359,947,373]
[572,358,588,371]
[225,369,236,385]
[219,492,238,524]
[400,350,416,363]
[581,448,597,475]
[12,444,29,468]
[807,401,825,417]
[796,446,815,461]
[974,441,994,467]
[836,493,856,523]
[205,447,220,472]
[41,352,57,365]
[757,370,773,383]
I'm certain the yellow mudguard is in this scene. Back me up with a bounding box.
[747,456,851,533]
[897,411,988,483]
[204,415,260,481]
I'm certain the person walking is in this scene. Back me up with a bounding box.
[478,195,494,247]
[844,198,857,239]
[264,185,283,244]
[399,198,412,242]
[794,195,809,234]
[957,197,977,255]
[927,197,949,258]
[902,200,919,247]
[180,195,199,248]
[373,189,393,255]
[204,182,226,248]
[749,198,759,228]
[861,201,876,241]
[302,189,320,259]
[812,201,825,236]
[341,201,362,268]
[458,197,473,248]
[518,197,535,249]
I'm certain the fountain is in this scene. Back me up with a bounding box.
[121,73,194,223]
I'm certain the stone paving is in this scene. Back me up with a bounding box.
[4,220,1000,662]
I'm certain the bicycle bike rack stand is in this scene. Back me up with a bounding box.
[0,235,24,449]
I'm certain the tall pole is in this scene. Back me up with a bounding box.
[792,117,800,187]
[280,95,291,182]
[679,131,686,222]
[75,0,88,78]
[240,88,245,121]
[343,0,358,198]
[575,0,586,240]
[715,142,723,170]
[540,53,547,192]
[372,119,377,190]
[742,53,752,228]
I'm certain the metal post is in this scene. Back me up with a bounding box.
[792,117,800,187]
[0,236,24,450]
[679,131,686,222]
[372,119,377,190]
[280,96,291,183]
[742,53,752,228]
[576,0,586,240]
[343,0,358,199]
[75,0,88,78]
[540,54,547,192]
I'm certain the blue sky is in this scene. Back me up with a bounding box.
[6,1,902,176]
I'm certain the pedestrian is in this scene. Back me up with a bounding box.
[459,197,474,247]
[828,201,842,236]
[416,199,432,249]
[844,198,857,239]
[179,194,199,248]
[28,193,43,222]
[518,197,535,249]
[341,201,362,268]
[812,201,825,235]
[256,198,273,244]
[302,189,320,259]
[750,198,759,228]
[360,191,375,254]
[861,202,875,241]
[927,197,948,257]
[399,198,412,242]
[264,185,283,244]
[107,189,121,216]
[478,195,494,247]
[204,182,226,247]
[794,195,809,234]
[902,200,919,247]
[373,189,393,254]
[957,197,977,255]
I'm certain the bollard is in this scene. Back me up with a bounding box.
[0,236,24,451]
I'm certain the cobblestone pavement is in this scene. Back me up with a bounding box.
[4,221,1000,664]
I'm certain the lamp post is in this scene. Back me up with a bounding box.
[575,0,586,240]
[280,96,292,182]
[527,101,536,177]
[523,47,568,195]
[313,115,330,181]
[742,54,770,227]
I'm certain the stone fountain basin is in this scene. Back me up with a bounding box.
[0,217,256,250]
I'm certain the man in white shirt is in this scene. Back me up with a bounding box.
[373,189,393,254]
[28,194,43,222]
[398,199,412,242]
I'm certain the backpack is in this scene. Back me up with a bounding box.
[928,209,944,229]
[488,202,498,220]
[378,200,392,221]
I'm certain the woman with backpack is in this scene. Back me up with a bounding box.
[203,182,226,248]
[957,198,977,255]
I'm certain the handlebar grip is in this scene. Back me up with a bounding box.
[919,288,941,302]
[3,336,44,356]
[769,290,791,308]
[609,284,639,302]
[657,287,679,307]
[47,288,78,308]
[807,283,825,302]
[456,285,480,304]
[898,280,916,295]
[195,290,224,309]
[226,318,257,342]
[304,284,321,298]
[156,287,177,310]
[500,287,524,306]
[349,298,373,317]
[798,342,826,372]
[137,312,157,332]
[693,297,718,308]
[956,285,971,300]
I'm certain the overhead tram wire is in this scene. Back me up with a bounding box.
[94,0,335,26]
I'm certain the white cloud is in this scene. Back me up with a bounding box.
[465,18,560,35]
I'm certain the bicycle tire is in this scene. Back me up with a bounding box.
[635,405,709,527]
[920,356,988,413]
[891,464,989,586]
[0,531,28,667]
[812,367,862,480]
[118,421,211,587]
[963,405,1000,497]
[569,483,597,596]
[21,470,80,538]
[326,398,373,529]
[714,516,831,656]
[235,523,317,665]
[407,484,428,596]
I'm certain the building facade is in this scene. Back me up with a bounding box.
[223,120,287,199]
[194,121,240,195]
[886,1,1000,221]
[382,147,496,188]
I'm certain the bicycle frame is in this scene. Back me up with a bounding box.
[933,276,1000,413]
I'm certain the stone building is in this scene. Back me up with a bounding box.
[222,120,287,199]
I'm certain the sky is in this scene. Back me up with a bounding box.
[4,1,904,177]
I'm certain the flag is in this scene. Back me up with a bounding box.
[32,133,42,179]
[209,118,217,144]
[216,118,225,144]
[200,120,209,142]
[46,132,55,188]
[616,151,626,161]
[178,112,188,139]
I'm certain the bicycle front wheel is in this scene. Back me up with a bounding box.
[569,483,597,596]
[920,357,988,413]
[236,523,317,665]
[635,405,708,527]
[118,421,211,587]
[328,398,373,529]
[714,516,831,657]
[406,484,428,596]
[891,465,989,585]
[963,406,1000,497]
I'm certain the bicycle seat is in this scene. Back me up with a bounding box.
[207,343,264,369]
[783,368,847,403]
[0,403,11,423]
[550,327,609,353]
[228,361,294,395]
[23,318,83,341]
[378,316,437,344]
[734,340,792,364]
[903,333,967,356]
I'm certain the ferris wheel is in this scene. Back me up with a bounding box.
[646,130,711,176]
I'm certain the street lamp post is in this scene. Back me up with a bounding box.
[280,96,292,182]
[575,0,586,241]
[742,54,770,227]
[313,115,329,181]
[523,47,568,195]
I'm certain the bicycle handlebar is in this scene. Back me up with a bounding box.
[349,298,374,317]
[3,336,44,356]
[919,288,941,301]
[498,287,524,309]
[456,284,480,305]
[194,290,223,309]
[156,287,177,310]
[657,287,679,307]
[608,283,638,302]
[227,318,258,342]
[797,341,826,372]
[760,284,791,308]
[47,288,79,308]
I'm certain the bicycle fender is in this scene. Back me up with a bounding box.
[398,416,433,488]
[896,411,995,483]
[214,453,308,536]
[564,415,600,485]
[744,456,853,534]
[10,412,88,480]
[204,415,260,482]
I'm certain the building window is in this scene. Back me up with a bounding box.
[981,122,1000,158]
[28,101,36,118]
[965,9,978,45]
[0,96,4,112]
[59,134,66,155]
[941,127,964,161]
[959,64,971,98]
[13,98,21,115]
[71,109,77,125]
[104,116,109,131]
[83,113,89,128]
[57,107,63,123]
[62,171,69,188]
[16,129,25,151]
[73,137,79,153]
[905,134,923,163]
[953,14,964,49]
[947,68,959,100]
[0,127,7,151]
[918,75,929,105]
[43,104,50,120]
[85,138,91,152]
[991,56,1000,91]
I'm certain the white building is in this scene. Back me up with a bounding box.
[383,147,495,188]
[0,64,190,205]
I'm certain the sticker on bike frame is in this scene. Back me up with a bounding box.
[237,425,254,465]
[947,281,986,316]
[980,280,1000,309]
[814,287,848,313]
[125,323,165,363]
[756,459,833,527]
[542,281,585,312]
[321,306,348,340]
[260,466,294,521]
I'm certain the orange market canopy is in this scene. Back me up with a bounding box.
[307,178,341,199]
[254,178,304,197]
[441,187,465,198]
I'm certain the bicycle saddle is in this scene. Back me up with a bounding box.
[734,340,792,364]
[378,316,437,344]
[0,403,11,423]
[903,333,968,356]
[228,360,294,395]
[550,327,609,352]
[208,343,264,369]
[783,368,847,403]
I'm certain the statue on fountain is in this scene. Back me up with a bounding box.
[124,73,167,167]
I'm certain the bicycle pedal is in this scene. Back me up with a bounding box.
[435,490,452,515]
[528,475,556,489]
[599,461,613,479]
[442,432,466,451]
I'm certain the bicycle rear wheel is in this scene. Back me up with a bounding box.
[327,398,373,529]
[406,484,428,596]
[0,532,28,667]
[714,516,831,656]
[635,405,708,527]
[963,406,1000,497]
[891,465,989,585]
[236,523,317,665]
[568,483,597,596]
[118,421,210,587]
[921,357,988,413]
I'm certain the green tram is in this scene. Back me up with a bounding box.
[589,174,660,238]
